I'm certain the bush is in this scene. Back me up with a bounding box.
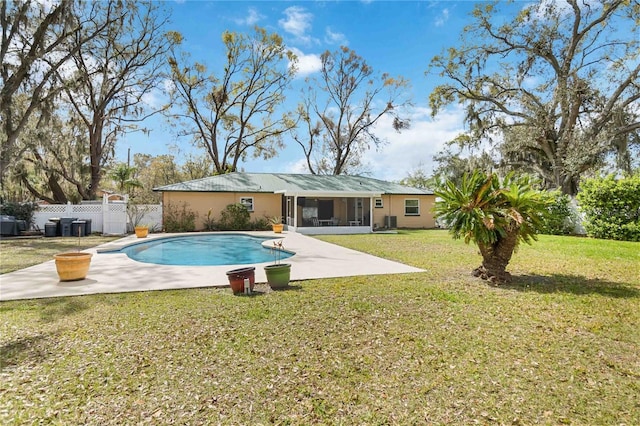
[0,202,39,228]
[250,218,271,231]
[202,209,217,231]
[217,203,250,231]
[164,202,197,233]
[577,174,640,241]
[539,191,577,235]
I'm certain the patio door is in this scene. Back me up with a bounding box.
[286,197,293,226]
[354,198,363,224]
[318,200,334,220]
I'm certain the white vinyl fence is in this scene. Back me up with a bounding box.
[33,196,162,235]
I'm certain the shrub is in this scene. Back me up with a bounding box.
[217,203,250,230]
[202,209,217,231]
[577,174,640,241]
[126,202,154,232]
[250,218,271,231]
[539,191,577,235]
[164,202,197,233]
[0,202,39,228]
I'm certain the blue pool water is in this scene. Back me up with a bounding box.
[114,234,292,266]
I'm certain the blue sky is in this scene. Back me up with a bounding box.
[123,1,522,182]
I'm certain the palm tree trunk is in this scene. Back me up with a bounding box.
[475,228,520,283]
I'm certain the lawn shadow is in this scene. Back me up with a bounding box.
[37,297,90,322]
[234,290,267,297]
[270,284,303,292]
[505,274,640,298]
[234,284,303,296]
[0,334,50,371]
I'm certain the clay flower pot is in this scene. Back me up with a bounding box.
[134,226,149,238]
[226,266,255,294]
[54,252,93,281]
[269,216,284,233]
[264,263,291,289]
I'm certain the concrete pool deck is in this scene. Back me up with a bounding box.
[0,231,424,301]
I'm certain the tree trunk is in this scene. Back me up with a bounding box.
[475,228,520,283]
[19,172,68,204]
[88,116,103,200]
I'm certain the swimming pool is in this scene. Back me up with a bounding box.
[109,234,293,266]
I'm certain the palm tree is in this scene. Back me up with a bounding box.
[108,163,143,195]
[434,171,548,283]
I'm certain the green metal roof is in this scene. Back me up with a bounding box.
[153,173,432,195]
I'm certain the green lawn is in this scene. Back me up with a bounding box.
[0,235,121,274]
[1,231,638,424]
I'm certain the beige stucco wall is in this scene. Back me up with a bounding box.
[162,192,282,230]
[371,194,436,229]
[161,191,436,230]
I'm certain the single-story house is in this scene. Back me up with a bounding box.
[154,172,436,234]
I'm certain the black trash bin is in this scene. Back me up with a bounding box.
[48,218,61,236]
[71,220,86,237]
[16,220,27,233]
[81,219,92,235]
[60,217,76,237]
[0,215,18,236]
[45,222,57,237]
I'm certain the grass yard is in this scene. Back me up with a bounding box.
[0,235,121,274]
[0,230,639,424]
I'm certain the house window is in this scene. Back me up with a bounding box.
[404,199,419,216]
[374,198,383,208]
[239,197,254,212]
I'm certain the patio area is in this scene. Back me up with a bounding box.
[0,231,424,301]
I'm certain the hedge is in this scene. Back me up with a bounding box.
[577,174,640,241]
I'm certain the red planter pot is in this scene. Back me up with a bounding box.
[225,267,255,294]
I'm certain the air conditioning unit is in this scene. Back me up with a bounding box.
[384,215,397,228]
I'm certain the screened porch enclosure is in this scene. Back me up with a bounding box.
[283,194,375,231]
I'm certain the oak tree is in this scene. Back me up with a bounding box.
[60,0,174,200]
[167,27,297,174]
[294,46,411,175]
[429,0,640,195]
[0,0,108,193]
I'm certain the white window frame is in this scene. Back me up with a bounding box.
[374,198,383,208]
[404,199,420,216]
[239,197,254,212]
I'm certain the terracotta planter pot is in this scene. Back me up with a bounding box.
[226,266,255,294]
[54,252,93,281]
[264,263,291,289]
[134,226,149,238]
[271,223,284,233]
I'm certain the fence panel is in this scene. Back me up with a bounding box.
[32,202,162,235]
[137,204,163,232]
[103,202,128,235]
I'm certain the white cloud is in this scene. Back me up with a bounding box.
[141,79,175,110]
[525,0,602,20]
[279,6,314,45]
[324,27,347,45]
[434,8,449,27]
[362,105,466,182]
[288,47,322,77]
[234,7,264,26]
[163,78,176,93]
[284,158,310,174]
[141,90,161,109]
